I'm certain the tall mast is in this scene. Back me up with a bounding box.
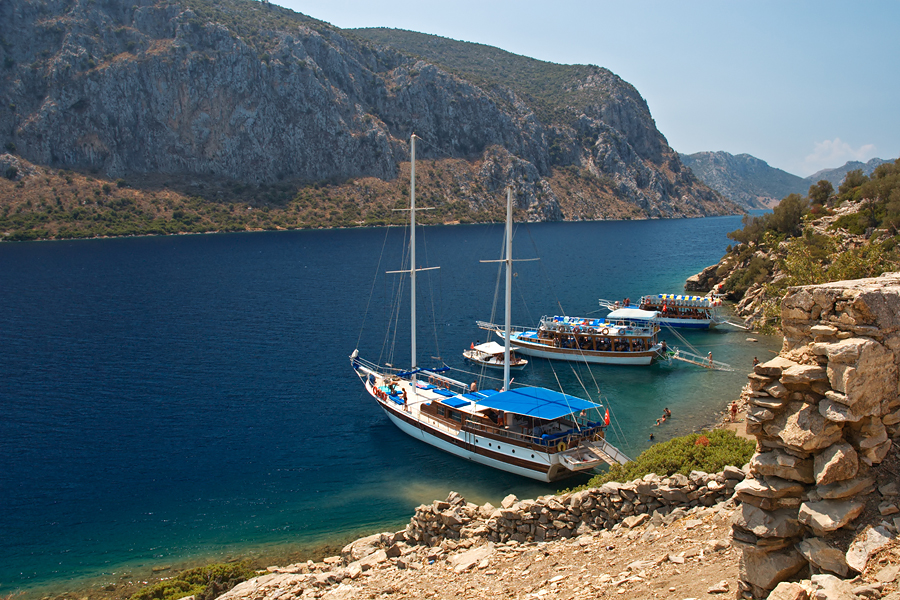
[503,187,513,391]
[410,134,417,373]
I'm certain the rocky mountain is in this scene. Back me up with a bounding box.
[804,157,892,190]
[0,0,738,237]
[678,151,807,210]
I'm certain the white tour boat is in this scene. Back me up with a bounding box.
[479,308,664,366]
[350,139,630,481]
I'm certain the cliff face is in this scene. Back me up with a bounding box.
[0,0,737,222]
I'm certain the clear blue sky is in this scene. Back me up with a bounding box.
[275,0,898,178]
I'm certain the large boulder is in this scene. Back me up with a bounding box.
[764,401,844,453]
[813,442,858,486]
[798,499,865,536]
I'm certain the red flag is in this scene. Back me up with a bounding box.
[604,408,610,426]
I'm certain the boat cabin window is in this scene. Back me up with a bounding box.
[436,406,445,417]
[450,412,462,423]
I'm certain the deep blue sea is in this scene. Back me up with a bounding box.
[0,217,781,597]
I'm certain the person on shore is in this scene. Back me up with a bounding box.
[753,356,759,367]
[730,402,738,422]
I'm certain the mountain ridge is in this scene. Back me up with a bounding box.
[680,151,896,210]
[0,0,738,241]
[678,151,807,210]
[803,157,891,189]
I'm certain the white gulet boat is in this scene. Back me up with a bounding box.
[479,310,664,366]
[350,136,630,482]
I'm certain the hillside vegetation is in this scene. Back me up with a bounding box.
[351,29,614,127]
[0,0,735,242]
[698,159,900,330]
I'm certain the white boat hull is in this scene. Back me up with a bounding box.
[506,334,658,366]
[381,405,565,482]
[463,353,528,371]
[657,317,714,329]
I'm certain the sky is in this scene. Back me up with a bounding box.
[274,0,899,178]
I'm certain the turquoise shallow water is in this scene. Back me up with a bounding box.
[0,217,781,596]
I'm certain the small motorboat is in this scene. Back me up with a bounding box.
[463,341,528,370]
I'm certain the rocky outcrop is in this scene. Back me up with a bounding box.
[215,490,747,600]
[683,199,882,325]
[732,273,900,598]
[0,0,737,221]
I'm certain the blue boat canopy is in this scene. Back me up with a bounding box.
[476,387,601,420]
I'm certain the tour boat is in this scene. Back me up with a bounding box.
[350,137,630,481]
[600,294,724,329]
[463,341,528,371]
[479,308,664,366]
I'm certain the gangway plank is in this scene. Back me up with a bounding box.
[668,349,734,372]
[585,439,632,466]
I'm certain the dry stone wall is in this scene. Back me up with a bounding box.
[403,469,744,547]
[732,272,900,598]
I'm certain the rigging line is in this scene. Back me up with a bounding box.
[443,365,505,385]
[521,222,569,319]
[356,222,395,350]
[567,365,592,432]
[606,402,631,452]
[549,366,577,428]
[384,223,412,369]
[662,323,706,356]
[419,226,442,364]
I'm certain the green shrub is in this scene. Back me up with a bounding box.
[129,562,256,600]
[723,255,773,299]
[572,429,754,491]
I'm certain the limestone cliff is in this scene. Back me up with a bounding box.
[0,0,738,227]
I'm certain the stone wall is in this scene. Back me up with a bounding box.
[403,468,745,547]
[733,272,900,598]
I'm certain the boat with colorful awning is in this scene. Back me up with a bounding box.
[601,294,724,329]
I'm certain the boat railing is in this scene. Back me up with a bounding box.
[466,420,605,451]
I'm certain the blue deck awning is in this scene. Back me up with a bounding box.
[476,387,601,420]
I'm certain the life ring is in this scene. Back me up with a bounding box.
[556,441,567,453]
[601,327,609,336]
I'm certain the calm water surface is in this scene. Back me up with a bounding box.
[0,217,781,596]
